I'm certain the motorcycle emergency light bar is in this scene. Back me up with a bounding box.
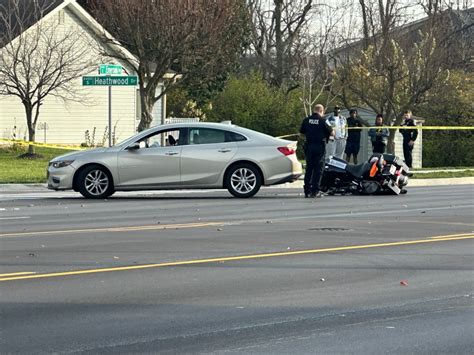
[369,163,378,177]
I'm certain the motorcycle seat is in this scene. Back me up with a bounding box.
[346,162,371,178]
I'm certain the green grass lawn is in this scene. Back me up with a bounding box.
[411,170,474,179]
[0,145,77,183]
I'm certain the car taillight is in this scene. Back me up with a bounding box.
[278,147,295,156]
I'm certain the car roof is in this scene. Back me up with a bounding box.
[148,122,274,139]
[151,122,239,130]
[117,122,291,147]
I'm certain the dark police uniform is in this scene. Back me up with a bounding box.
[400,118,418,168]
[300,112,333,197]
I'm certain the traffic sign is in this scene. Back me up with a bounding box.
[99,64,123,75]
[82,76,138,86]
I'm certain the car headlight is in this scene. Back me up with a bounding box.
[49,160,75,168]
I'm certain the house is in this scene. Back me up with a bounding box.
[337,107,423,168]
[0,0,166,146]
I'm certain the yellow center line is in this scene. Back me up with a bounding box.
[0,222,224,238]
[0,272,36,277]
[429,232,474,239]
[1,233,472,283]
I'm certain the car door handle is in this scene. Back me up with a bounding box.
[165,151,179,156]
[218,149,232,153]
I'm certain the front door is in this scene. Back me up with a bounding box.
[117,129,182,187]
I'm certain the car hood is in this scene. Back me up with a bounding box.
[50,147,110,162]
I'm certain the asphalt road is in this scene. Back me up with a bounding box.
[1,185,473,354]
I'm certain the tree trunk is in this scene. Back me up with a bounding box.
[359,0,370,50]
[27,129,36,155]
[387,129,396,154]
[137,89,155,132]
[23,102,36,155]
[387,114,404,155]
[274,0,283,87]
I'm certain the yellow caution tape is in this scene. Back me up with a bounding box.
[0,139,86,150]
[348,126,474,130]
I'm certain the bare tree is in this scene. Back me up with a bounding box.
[0,0,92,156]
[247,0,313,91]
[299,1,354,114]
[89,0,248,132]
[331,0,464,152]
[0,0,95,156]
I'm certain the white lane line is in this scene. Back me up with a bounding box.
[0,194,78,201]
[0,216,30,220]
[0,189,226,201]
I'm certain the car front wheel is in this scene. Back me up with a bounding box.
[225,163,261,198]
[77,165,115,199]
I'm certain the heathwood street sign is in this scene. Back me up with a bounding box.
[82,76,138,86]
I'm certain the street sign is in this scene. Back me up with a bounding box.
[99,64,123,75]
[82,71,138,147]
[82,76,138,86]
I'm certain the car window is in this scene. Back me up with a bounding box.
[226,131,247,142]
[139,130,180,148]
[189,128,226,145]
[188,128,246,145]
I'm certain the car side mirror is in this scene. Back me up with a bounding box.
[127,141,145,150]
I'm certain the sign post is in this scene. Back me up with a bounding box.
[82,66,138,147]
[38,122,49,143]
[109,85,112,147]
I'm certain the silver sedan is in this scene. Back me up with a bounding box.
[47,122,302,198]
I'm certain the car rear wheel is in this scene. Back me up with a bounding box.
[225,163,261,198]
[77,165,115,199]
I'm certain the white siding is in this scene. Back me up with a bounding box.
[0,7,137,145]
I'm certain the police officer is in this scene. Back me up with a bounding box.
[399,110,418,168]
[300,104,334,198]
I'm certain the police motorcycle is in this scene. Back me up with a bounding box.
[320,153,410,195]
